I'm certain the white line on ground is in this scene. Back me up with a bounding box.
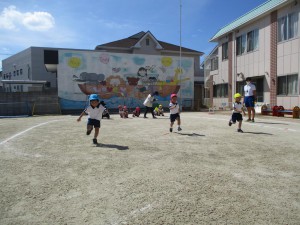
[0,120,63,146]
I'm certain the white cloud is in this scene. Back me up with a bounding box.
[0,5,55,31]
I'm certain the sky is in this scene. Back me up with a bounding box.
[0,0,267,70]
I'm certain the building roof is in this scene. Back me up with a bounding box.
[95,31,204,55]
[210,0,291,42]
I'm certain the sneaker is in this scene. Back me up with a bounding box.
[237,129,244,133]
[144,116,148,118]
[246,119,251,122]
[93,138,98,144]
[169,128,173,132]
[251,119,255,122]
[86,129,92,135]
[153,116,157,119]
[228,121,232,126]
[177,127,182,131]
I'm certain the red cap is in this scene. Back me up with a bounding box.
[171,93,177,98]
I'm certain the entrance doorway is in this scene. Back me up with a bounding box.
[236,76,264,102]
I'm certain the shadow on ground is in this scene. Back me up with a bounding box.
[175,132,205,137]
[96,143,129,150]
[243,131,273,135]
[254,121,288,125]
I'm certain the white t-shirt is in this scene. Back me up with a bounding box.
[84,104,105,120]
[232,102,243,113]
[244,83,256,96]
[169,101,179,114]
[143,94,155,107]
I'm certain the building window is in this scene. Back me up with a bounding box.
[278,13,299,42]
[247,29,259,52]
[277,74,298,95]
[213,83,228,98]
[222,42,228,60]
[13,71,16,76]
[210,56,218,71]
[236,81,246,95]
[236,34,246,55]
[17,70,19,76]
[146,38,150,46]
[20,69,23,75]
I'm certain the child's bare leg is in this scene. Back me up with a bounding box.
[177,118,182,131]
[94,127,99,139]
[87,125,93,135]
[238,121,242,129]
[177,118,181,126]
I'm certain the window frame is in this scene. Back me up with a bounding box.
[278,12,299,42]
[213,83,228,98]
[277,74,298,96]
[146,38,150,46]
[222,42,228,60]
[236,34,246,56]
[247,29,259,52]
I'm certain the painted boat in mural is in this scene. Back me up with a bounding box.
[77,83,180,99]
[74,74,183,99]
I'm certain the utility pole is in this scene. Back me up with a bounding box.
[179,0,182,110]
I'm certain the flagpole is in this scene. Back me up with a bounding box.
[179,0,182,110]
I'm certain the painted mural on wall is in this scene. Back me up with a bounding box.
[57,50,194,110]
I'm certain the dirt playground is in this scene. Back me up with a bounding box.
[0,112,299,225]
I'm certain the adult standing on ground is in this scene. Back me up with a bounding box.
[244,77,256,122]
[143,91,159,118]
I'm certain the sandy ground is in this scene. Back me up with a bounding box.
[0,112,299,225]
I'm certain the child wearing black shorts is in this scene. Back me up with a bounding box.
[229,93,246,133]
[169,93,182,132]
[77,94,106,144]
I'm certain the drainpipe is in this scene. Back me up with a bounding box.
[232,31,237,101]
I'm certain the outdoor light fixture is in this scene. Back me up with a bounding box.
[237,72,245,80]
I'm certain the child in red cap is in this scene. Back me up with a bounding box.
[169,93,182,132]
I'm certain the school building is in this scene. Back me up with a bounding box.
[204,0,300,110]
[1,31,204,113]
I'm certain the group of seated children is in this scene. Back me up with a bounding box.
[154,104,164,116]
[118,105,164,118]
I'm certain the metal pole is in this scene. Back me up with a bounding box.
[179,0,182,110]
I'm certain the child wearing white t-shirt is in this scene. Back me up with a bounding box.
[229,93,246,133]
[77,94,106,144]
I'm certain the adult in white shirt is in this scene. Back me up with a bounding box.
[244,77,256,122]
[143,91,159,118]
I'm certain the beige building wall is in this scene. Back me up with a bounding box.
[277,3,300,108]
[210,1,300,109]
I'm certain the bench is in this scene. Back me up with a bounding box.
[261,109,273,115]
[261,109,293,117]
[277,110,293,116]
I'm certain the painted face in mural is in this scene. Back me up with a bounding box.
[137,67,147,77]
[99,54,110,64]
